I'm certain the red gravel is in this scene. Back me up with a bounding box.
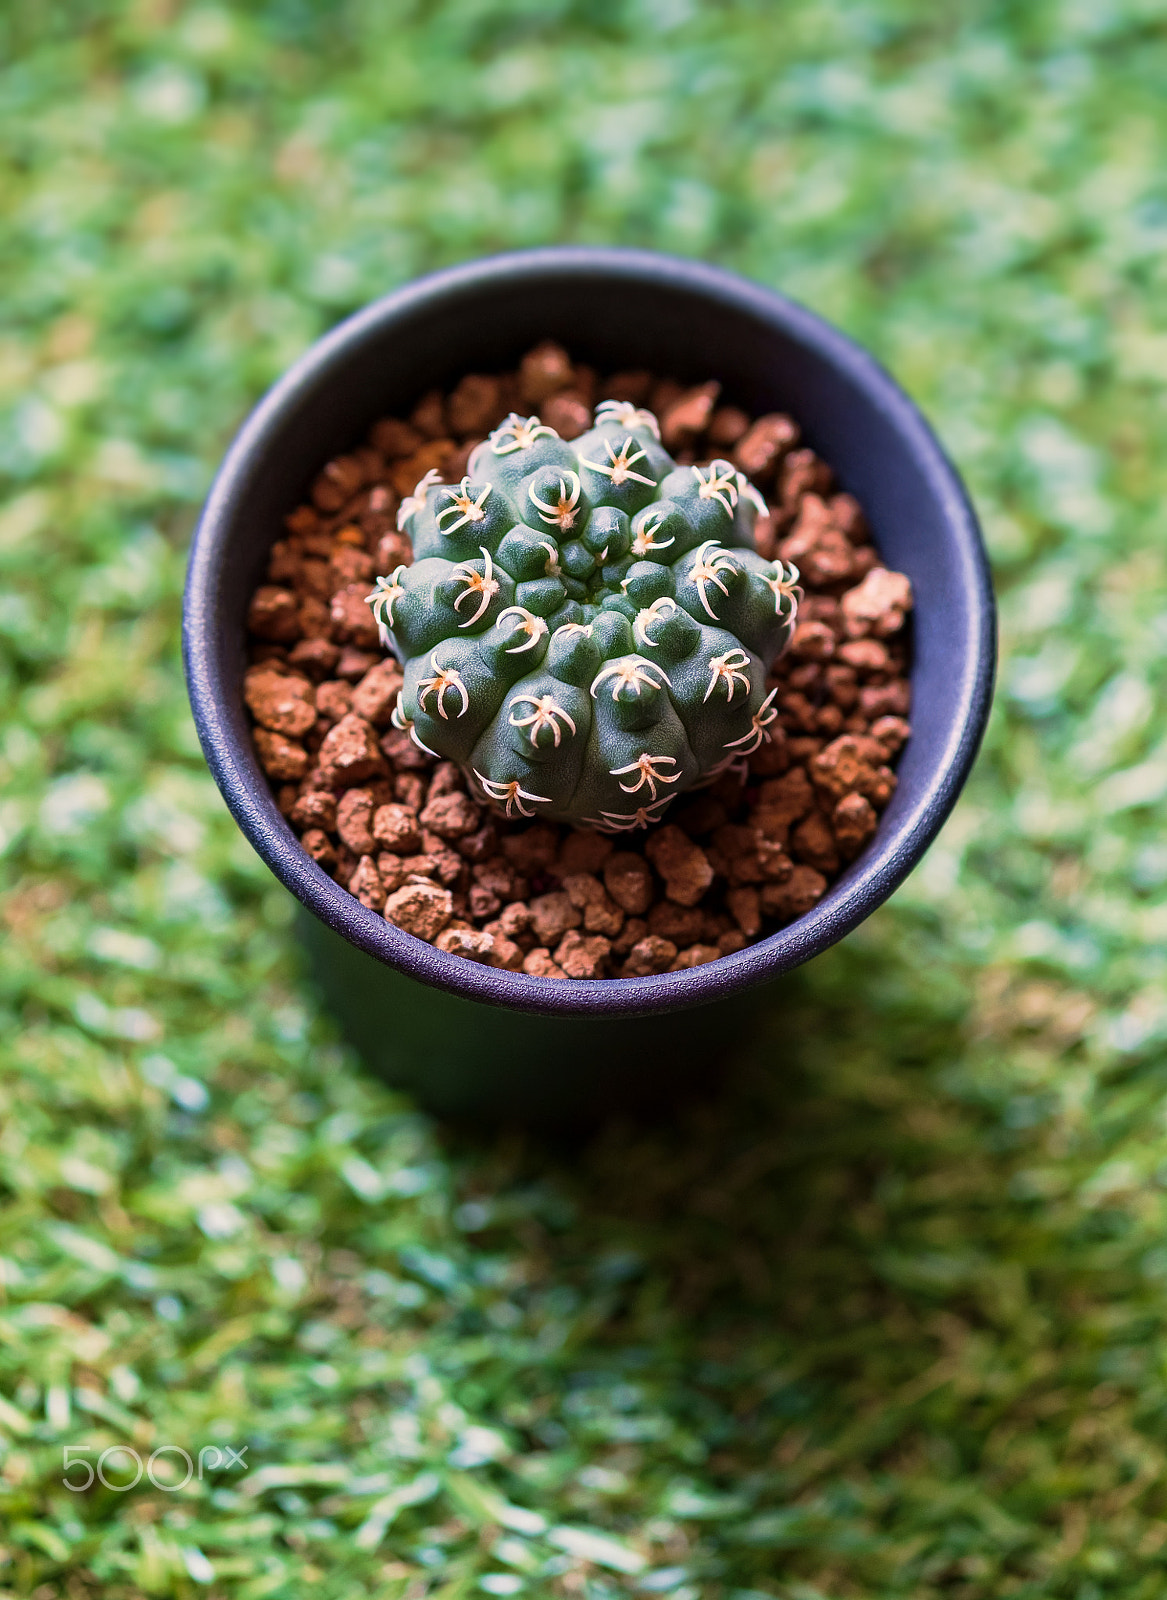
[242,346,914,979]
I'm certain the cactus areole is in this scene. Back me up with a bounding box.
[368,403,801,832]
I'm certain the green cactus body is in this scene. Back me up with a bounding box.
[367,402,801,831]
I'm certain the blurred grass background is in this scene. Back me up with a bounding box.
[2,1,1167,1595]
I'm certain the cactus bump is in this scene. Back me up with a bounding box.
[367,402,801,831]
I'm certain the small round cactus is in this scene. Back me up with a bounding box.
[367,401,801,831]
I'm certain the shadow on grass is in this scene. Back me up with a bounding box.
[443,929,978,1346]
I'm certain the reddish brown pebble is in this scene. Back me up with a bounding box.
[253,727,308,781]
[409,391,447,440]
[473,856,516,903]
[644,825,713,907]
[434,926,495,964]
[810,735,890,804]
[708,405,750,448]
[385,881,453,941]
[290,790,337,832]
[647,902,707,945]
[726,886,762,938]
[336,645,381,680]
[301,828,336,871]
[839,638,890,672]
[841,567,914,638]
[830,492,867,541]
[523,948,567,980]
[348,662,403,732]
[332,842,357,883]
[374,522,411,567]
[298,556,332,600]
[447,373,502,436]
[757,768,814,826]
[426,762,464,801]
[399,861,440,887]
[611,917,648,955]
[331,543,374,586]
[777,448,832,516]
[603,370,653,403]
[312,454,365,511]
[834,792,878,858]
[781,690,819,734]
[870,715,911,756]
[753,511,778,561]
[749,801,790,845]
[419,791,481,840]
[247,586,301,642]
[296,596,331,639]
[288,637,341,679]
[649,377,684,417]
[757,839,794,882]
[824,664,859,711]
[285,505,318,536]
[789,620,836,661]
[555,930,612,979]
[291,598,328,646]
[329,583,380,650]
[244,669,317,737]
[497,901,532,938]
[660,381,720,449]
[760,866,827,921]
[749,731,789,777]
[519,341,574,404]
[348,855,385,911]
[389,441,453,498]
[561,874,624,938]
[528,891,581,947]
[620,936,678,977]
[718,929,749,955]
[485,931,524,971]
[395,774,426,812]
[714,822,764,886]
[536,393,586,439]
[416,832,465,887]
[860,681,912,719]
[376,854,409,893]
[671,944,721,971]
[456,823,498,863]
[570,365,597,407]
[318,713,385,785]
[370,417,424,459]
[779,495,854,586]
[469,882,501,920]
[372,803,421,854]
[380,725,431,772]
[336,788,377,856]
[733,412,799,480]
[555,830,613,877]
[500,824,559,875]
[603,852,654,916]
[314,680,353,725]
[791,811,840,875]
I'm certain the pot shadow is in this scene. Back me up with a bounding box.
[436,927,977,1366]
[297,905,761,1131]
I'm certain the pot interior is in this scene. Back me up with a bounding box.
[186,250,994,1016]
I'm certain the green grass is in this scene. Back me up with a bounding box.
[2,1,1167,1595]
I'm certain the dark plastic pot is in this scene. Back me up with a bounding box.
[184,247,995,1125]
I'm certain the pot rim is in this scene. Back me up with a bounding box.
[184,245,995,1018]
